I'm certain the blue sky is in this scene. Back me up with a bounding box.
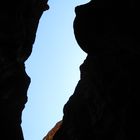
[22,0,89,139]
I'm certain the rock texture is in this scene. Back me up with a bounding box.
[0,0,49,139]
[53,1,140,140]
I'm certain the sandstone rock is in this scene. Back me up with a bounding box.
[0,0,49,139]
[53,1,140,140]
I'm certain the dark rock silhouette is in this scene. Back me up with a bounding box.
[0,0,49,139]
[53,1,140,140]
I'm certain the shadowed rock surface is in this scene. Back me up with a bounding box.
[0,0,49,139]
[53,1,140,140]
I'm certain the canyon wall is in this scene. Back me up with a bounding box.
[53,1,140,140]
[0,0,49,139]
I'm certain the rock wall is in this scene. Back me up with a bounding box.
[0,0,49,139]
[53,1,140,140]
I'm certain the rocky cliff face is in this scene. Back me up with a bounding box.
[0,0,49,139]
[53,1,140,140]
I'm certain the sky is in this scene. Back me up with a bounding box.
[22,0,89,140]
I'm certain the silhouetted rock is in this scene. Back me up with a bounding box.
[0,0,49,139]
[53,1,140,140]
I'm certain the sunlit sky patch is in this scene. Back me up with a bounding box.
[22,0,89,139]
